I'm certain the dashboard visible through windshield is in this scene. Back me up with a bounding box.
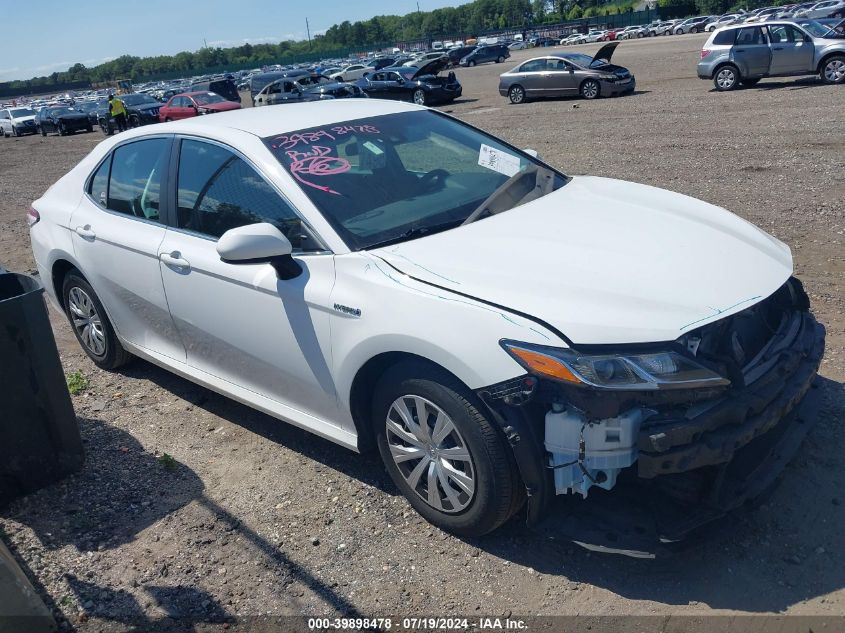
[264,111,568,250]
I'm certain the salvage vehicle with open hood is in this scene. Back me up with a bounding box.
[354,59,462,105]
[499,43,635,103]
[29,101,824,552]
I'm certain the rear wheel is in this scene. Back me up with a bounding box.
[412,89,427,105]
[62,273,132,370]
[508,84,526,104]
[468,60,476,67]
[821,55,845,84]
[714,65,739,90]
[580,78,601,99]
[372,361,522,536]
[690,26,698,33]
[496,55,505,63]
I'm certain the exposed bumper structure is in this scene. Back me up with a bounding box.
[479,278,826,555]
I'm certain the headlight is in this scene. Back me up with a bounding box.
[500,340,729,391]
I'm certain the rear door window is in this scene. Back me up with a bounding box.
[107,138,170,221]
[713,29,736,45]
[736,27,766,45]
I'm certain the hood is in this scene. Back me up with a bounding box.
[57,112,89,120]
[412,56,448,79]
[372,176,793,345]
[592,42,619,65]
[133,102,161,111]
[12,114,36,123]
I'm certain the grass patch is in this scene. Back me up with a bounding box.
[66,371,89,395]
[158,453,177,469]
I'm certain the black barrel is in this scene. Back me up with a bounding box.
[0,272,83,505]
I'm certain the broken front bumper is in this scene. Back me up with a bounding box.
[479,288,825,554]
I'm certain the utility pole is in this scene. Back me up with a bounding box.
[306,17,312,50]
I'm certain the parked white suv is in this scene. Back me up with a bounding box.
[29,101,824,540]
[1,106,38,137]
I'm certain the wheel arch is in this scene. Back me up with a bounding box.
[817,51,845,74]
[713,60,741,80]
[50,257,84,311]
[347,351,475,452]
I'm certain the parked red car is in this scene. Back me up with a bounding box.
[158,91,242,122]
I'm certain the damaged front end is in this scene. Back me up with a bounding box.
[479,278,825,554]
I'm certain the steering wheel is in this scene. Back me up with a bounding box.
[418,169,449,190]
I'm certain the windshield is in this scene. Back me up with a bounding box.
[48,107,75,116]
[264,111,568,250]
[799,20,835,36]
[194,92,226,105]
[121,94,158,106]
[297,75,332,87]
[10,108,35,117]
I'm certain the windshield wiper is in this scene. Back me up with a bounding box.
[365,220,464,250]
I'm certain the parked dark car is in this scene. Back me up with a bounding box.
[498,43,635,103]
[447,45,477,66]
[95,93,162,135]
[459,44,511,66]
[190,78,241,103]
[354,59,462,105]
[35,106,92,136]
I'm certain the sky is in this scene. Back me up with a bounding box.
[0,0,470,82]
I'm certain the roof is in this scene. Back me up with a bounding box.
[129,99,425,139]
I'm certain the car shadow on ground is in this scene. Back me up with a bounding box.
[708,77,828,92]
[2,414,369,628]
[513,90,651,105]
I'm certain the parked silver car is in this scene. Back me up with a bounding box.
[795,0,845,18]
[498,43,635,103]
[697,20,845,89]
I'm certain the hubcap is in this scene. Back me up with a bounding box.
[824,60,844,82]
[717,69,735,88]
[583,82,598,98]
[386,396,475,513]
[68,287,106,356]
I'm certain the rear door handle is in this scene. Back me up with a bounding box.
[160,252,191,269]
[74,225,96,240]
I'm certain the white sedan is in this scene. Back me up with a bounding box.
[329,64,370,82]
[30,101,824,539]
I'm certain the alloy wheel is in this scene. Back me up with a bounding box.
[68,286,106,356]
[716,68,736,89]
[413,89,426,105]
[824,59,845,83]
[386,395,475,513]
[581,80,599,99]
[509,85,525,104]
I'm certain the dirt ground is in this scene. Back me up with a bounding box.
[1,33,844,631]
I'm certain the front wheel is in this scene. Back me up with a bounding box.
[821,55,845,84]
[62,273,132,370]
[412,88,427,105]
[508,84,526,104]
[714,65,739,90]
[580,78,600,99]
[690,26,698,33]
[468,60,476,67]
[373,362,522,536]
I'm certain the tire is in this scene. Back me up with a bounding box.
[714,64,739,91]
[164,117,173,122]
[637,31,644,38]
[740,77,761,87]
[690,26,698,33]
[86,125,93,133]
[57,123,65,136]
[820,55,845,84]
[496,56,505,63]
[11,126,17,137]
[468,60,476,67]
[580,78,601,99]
[62,273,132,370]
[412,88,427,105]
[372,361,522,536]
[508,84,526,104]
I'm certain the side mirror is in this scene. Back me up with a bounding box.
[217,222,301,279]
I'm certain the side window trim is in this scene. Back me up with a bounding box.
[170,135,331,253]
[83,135,175,227]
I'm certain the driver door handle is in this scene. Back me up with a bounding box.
[160,251,191,269]
[75,225,96,240]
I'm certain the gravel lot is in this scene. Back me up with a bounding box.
[1,34,844,630]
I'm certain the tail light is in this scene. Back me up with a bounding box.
[700,49,712,59]
[27,206,40,227]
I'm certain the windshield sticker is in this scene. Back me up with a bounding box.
[478,144,521,177]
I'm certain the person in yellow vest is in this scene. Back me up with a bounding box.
[108,94,128,133]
